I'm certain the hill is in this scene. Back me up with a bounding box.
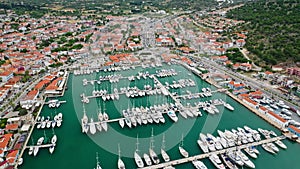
[226,0,300,66]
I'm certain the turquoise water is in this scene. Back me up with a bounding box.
[21,64,300,169]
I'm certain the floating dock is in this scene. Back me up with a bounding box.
[140,135,285,169]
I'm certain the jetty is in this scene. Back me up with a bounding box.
[26,143,55,149]
[140,135,285,169]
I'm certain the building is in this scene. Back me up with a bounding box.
[288,125,300,137]
[20,90,39,108]
[0,71,13,82]
[287,67,300,77]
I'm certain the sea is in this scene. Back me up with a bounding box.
[21,64,300,169]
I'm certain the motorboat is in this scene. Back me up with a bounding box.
[209,154,226,169]
[275,140,287,149]
[197,140,209,153]
[267,142,279,152]
[49,145,55,154]
[192,160,208,169]
[244,147,257,158]
[220,154,238,169]
[227,151,244,166]
[262,144,276,154]
[167,110,178,122]
[236,150,255,168]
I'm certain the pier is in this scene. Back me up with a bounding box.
[26,143,55,149]
[44,100,67,105]
[140,135,285,169]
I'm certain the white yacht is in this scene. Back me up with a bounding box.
[118,144,126,169]
[220,154,238,169]
[161,134,170,162]
[28,147,33,155]
[236,150,255,168]
[119,119,125,128]
[197,140,209,153]
[90,118,97,135]
[262,144,276,154]
[192,160,208,169]
[227,151,244,166]
[51,134,57,144]
[244,147,257,158]
[49,145,55,154]
[179,134,189,157]
[143,153,152,166]
[167,110,178,122]
[209,154,226,169]
[223,102,234,111]
[275,140,287,149]
[267,142,279,152]
[179,146,189,158]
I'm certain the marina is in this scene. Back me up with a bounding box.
[21,63,300,169]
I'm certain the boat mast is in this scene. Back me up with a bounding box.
[136,134,140,152]
[161,133,166,150]
[180,134,184,147]
[118,143,121,159]
[150,128,154,149]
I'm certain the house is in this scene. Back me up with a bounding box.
[228,81,245,90]
[6,150,19,165]
[0,71,13,82]
[0,134,13,157]
[239,63,252,71]
[242,97,259,108]
[266,111,288,129]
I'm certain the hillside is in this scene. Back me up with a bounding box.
[226,0,300,66]
[0,0,218,17]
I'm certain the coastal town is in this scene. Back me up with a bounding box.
[0,2,300,169]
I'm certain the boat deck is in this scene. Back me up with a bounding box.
[140,135,285,169]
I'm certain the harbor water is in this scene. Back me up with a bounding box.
[21,64,300,169]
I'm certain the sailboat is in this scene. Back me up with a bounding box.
[179,134,189,158]
[134,135,144,168]
[90,117,97,135]
[118,144,126,169]
[81,104,89,133]
[95,152,102,169]
[101,103,108,132]
[28,138,34,155]
[149,128,160,164]
[51,128,57,144]
[96,102,102,132]
[161,133,170,162]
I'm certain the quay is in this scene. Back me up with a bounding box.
[174,89,226,99]
[140,135,285,169]
[44,100,67,105]
[14,98,47,168]
[26,143,55,149]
